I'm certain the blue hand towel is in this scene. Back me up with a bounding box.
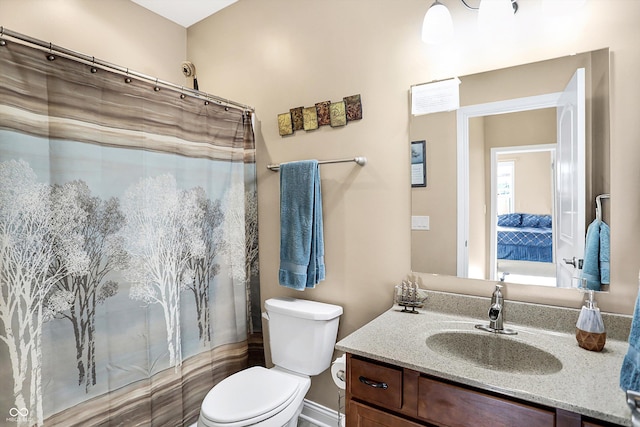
[599,221,610,285]
[620,287,640,392]
[581,219,602,291]
[278,160,325,290]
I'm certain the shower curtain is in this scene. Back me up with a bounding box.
[0,39,262,426]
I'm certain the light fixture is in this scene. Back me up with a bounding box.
[423,1,518,44]
[422,0,454,44]
[478,0,516,34]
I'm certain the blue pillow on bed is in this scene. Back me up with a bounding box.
[497,213,521,227]
[539,215,552,228]
[522,214,540,228]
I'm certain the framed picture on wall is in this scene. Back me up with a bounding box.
[411,140,426,187]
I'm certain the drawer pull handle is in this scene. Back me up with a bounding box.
[359,376,389,389]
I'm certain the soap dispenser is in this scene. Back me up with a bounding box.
[575,290,606,352]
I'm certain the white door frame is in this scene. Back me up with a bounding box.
[456,92,562,278]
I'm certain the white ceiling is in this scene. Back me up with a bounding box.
[130,0,238,27]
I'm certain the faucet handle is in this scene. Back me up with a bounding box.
[493,284,503,297]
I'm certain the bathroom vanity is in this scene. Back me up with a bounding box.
[335,290,632,427]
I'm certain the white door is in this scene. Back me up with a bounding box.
[555,68,586,287]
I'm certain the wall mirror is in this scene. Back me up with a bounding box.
[410,48,610,290]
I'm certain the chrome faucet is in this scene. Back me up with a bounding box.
[489,284,504,329]
[475,284,517,335]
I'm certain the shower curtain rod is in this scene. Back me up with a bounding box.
[267,156,367,171]
[0,26,254,113]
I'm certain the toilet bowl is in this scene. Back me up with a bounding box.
[197,367,310,427]
[196,298,343,427]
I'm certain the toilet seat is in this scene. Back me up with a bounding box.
[200,366,304,427]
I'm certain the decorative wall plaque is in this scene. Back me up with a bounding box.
[290,106,304,131]
[278,112,293,136]
[344,94,363,121]
[329,101,347,127]
[315,101,331,126]
[277,94,362,137]
[303,106,318,131]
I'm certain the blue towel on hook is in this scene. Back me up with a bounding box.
[620,287,640,392]
[581,219,605,291]
[278,160,325,290]
[599,221,610,285]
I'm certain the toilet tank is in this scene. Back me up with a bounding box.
[265,297,343,376]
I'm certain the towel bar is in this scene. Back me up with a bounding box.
[267,157,367,172]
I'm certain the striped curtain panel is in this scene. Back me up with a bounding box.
[0,39,262,426]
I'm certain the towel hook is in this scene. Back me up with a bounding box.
[595,194,610,221]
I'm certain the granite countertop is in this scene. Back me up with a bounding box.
[335,290,633,426]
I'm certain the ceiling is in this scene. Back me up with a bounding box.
[129,0,238,28]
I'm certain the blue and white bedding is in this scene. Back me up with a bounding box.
[497,213,552,263]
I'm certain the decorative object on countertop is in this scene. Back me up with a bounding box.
[621,284,640,392]
[576,289,606,352]
[394,279,427,313]
[277,95,362,136]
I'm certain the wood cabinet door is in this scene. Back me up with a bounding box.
[348,400,427,427]
[418,376,555,427]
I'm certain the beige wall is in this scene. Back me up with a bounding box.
[1,0,187,83]
[4,0,640,415]
[489,109,555,216]
[497,151,552,215]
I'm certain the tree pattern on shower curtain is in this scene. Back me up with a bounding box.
[45,180,127,393]
[0,39,260,427]
[121,174,208,368]
[0,160,91,425]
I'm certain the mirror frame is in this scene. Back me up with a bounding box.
[411,48,610,290]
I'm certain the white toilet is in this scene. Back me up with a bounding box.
[197,297,343,427]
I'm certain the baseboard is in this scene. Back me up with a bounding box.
[299,398,344,427]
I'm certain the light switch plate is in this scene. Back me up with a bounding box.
[411,215,430,230]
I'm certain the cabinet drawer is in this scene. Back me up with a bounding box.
[348,400,423,427]
[350,357,403,411]
[418,376,555,427]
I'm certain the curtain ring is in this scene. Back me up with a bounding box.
[0,27,5,47]
[154,78,160,92]
[46,42,55,61]
[124,69,132,84]
[90,57,98,74]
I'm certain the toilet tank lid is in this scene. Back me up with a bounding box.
[265,297,343,320]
